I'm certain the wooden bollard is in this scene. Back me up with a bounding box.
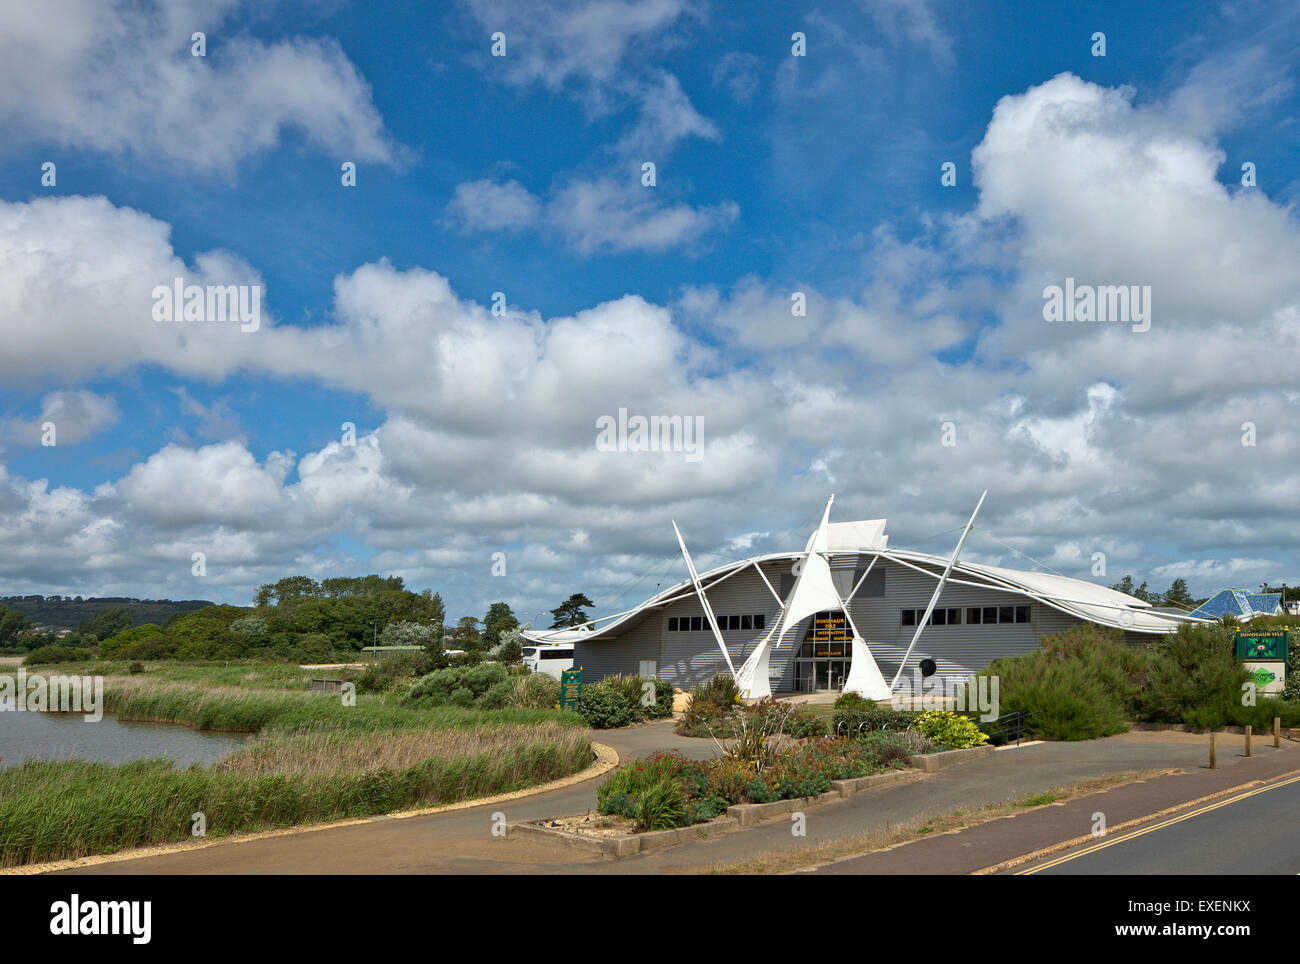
[1275,716,1282,750]
[1210,730,1217,769]
[1245,725,1252,758]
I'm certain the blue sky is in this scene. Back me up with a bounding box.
[0,0,1297,624]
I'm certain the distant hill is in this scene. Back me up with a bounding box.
[0,596,216,632]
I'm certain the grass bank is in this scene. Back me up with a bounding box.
[0,662,592,866]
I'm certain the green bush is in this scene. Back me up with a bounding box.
[647,678,675,718]
[99,624,164,659]
[1136,623,1249,728]
[856,731,917,766]
[914,710,989,750]
[975,624,1146,741]
[576,682,639,729]
[22,645,96,666]
[634,777,686,832]
[118,635,177,661]
[831,705,919,736]
[401,662,510,708]
[507,671,561,710]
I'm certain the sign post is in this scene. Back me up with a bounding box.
[559,667,583,713]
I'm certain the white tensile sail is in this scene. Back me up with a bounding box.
[738,496,892,699]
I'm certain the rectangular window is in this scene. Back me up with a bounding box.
[999,606,1014,624]
[932,608,947,626]
[728,614,740,631]
[948,608,962,625]
[967,607,982,625]
[1015,605,1030,623]
[690,616,702,632]
[754,613,765,630]
[741,614,752,630]
[983,606,998,624]
[902,609,916,626]
[668,617,678,631]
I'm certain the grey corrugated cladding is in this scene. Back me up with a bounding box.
[571,554,1146,691]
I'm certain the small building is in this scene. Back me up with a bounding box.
[524,496,1203,698]
[1188,590,1283,623]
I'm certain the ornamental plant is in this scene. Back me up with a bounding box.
[914,710,989,750]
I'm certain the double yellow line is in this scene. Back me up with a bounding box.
[1018,771,1300,874]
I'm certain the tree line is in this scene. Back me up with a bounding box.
[1,577,602,663]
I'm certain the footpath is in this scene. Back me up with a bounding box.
[46,723,1294,875]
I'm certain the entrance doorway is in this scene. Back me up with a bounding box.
[793,611,852,693]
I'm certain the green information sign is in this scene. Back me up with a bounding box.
[559,667,583,712]
[1235,629,1288,662]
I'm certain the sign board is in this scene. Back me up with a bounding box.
[1235,629,1288,662]
[1242,661,1286,696]
[1235,629,1287,696]
[559,667,583,712]
[806,611,850,642]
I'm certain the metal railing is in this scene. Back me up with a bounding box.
[982,710,1036,746]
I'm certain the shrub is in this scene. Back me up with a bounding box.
[914,710,989,750]
[635,777,686,832]
[507,671,561,710]
[975,625,1146,740]
[128,661,146,675]
[23,645,96,665]
[118,635,177,661]
[857,731,919,766]
[1136,623,1249,728]
[831,705,920,736]
[99,623,164,659]
[356,652,430,694]
[752,698,827,738]
[478,680,513,710]
[401,662,510,708]
[647,678,675,719]
[679,673,747,735]
[576,682,640,729]
[834,692,871,710]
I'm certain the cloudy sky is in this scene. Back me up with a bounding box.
[0,0,1297,625]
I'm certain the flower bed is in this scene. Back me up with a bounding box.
[596,733,915,832]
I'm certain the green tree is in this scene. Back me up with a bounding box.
[446,616,482,649]
[549,593,595,629]
[0,605,30,648]
[79,606,131,641]
[1161,578,1194,608]
[482,602,518,648]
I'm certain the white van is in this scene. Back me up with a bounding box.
[521,644,575,679]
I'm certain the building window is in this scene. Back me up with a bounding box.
[691,616,702,632]
[727,614,739,630]
[1015,605,1030,623]
[999,606,1014,624]
[755,613,765,629]
[967,607,982,624]
[901,609,916,626]
[668,617,678,631]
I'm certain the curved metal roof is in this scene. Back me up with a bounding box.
[524,545,1199,643]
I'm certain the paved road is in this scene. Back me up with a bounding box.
[53,726,1297,875]
[1014,771,1300,875]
